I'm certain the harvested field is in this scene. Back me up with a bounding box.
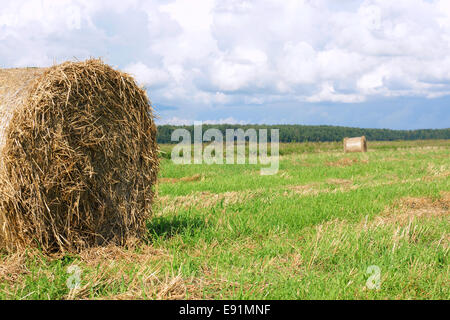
[325,157,369,167]
[0,140,448,300]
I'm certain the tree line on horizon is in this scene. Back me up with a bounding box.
[156,124,450,144]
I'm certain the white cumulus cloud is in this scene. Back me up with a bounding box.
[2,0,450,109]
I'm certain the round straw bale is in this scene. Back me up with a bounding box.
[344,136,368,153]
[0,59,159,252]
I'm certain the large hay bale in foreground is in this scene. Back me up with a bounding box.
[344,136,368,153]
[0,59,159,252]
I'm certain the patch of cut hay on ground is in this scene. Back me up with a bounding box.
[156,191,257,213]
[311,192,449,233]
[279,170,291,179]
[159,174,204,184]
[283,180,358,197]
[372,192,449,227]
[326,178,354,186]
[66,264,204,300]
[77,242,169,267]
[325,158,369,167]
[284,184,321,196]
[255,173,447,202]
[0,250,38,283]
[425,163,450,178]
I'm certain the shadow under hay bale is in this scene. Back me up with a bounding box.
[343,136,368,153]
[0,59,159,253]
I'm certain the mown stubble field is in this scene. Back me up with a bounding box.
[1,140,448,299]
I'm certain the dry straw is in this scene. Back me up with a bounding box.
[344,136,368,153]
[0,59,159,253]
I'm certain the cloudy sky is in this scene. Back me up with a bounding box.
[1,0,450,129]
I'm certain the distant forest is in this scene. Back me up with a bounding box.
[156,124,450,144]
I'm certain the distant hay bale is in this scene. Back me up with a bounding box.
[344,136,368,153]
[0,59,159,253]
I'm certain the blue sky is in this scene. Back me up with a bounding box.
[1,0,449,129]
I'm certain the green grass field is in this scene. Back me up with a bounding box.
[1,140,448,300]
